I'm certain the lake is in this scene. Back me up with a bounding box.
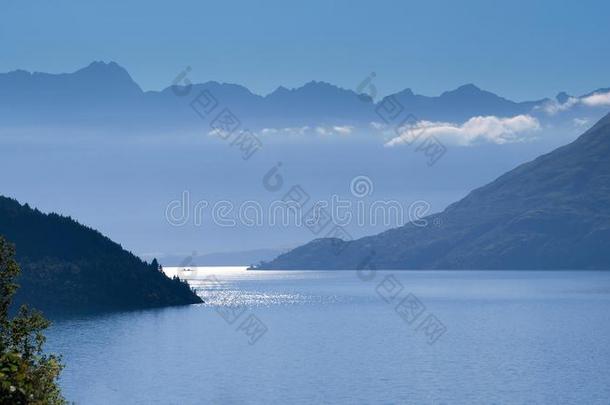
[46,268,610,404]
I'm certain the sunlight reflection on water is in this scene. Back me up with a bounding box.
[164,266,346,306]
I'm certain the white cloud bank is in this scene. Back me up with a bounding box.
[256,125,354,137]
[315,125,354,136]
[332,125,354,135]
[385,114,541,147]
[539,90,610,114]
[581,91,610,107]
[260,126,310,136]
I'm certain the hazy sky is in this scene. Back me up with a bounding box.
[2,0,610,100]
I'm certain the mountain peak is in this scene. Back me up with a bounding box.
[453,83,483,94]
[265,81,359,101]
[266,85,290,98]
[439,83,490,99]
[77,61,134,79]
[302,80,341,91]
[73,61,141,93]
[556,91,571,103]
[395,88,414,97]
[79,60,127,74]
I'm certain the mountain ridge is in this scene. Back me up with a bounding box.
[1,61,608,131]
[257,113,610,270]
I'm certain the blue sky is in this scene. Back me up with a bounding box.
[1,0,609,100]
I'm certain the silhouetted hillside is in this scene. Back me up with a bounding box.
[0,196,202,311]
[258,113,610,270]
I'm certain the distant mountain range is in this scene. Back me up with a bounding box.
[159,248,288,267]
[257,112,610,270]
[1,61,609,132]
[0,196,202,312]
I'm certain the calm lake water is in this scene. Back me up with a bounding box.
[46,268,610,404]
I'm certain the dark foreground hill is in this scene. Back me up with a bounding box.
[258,113,610,270]
[0,196,202,311]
